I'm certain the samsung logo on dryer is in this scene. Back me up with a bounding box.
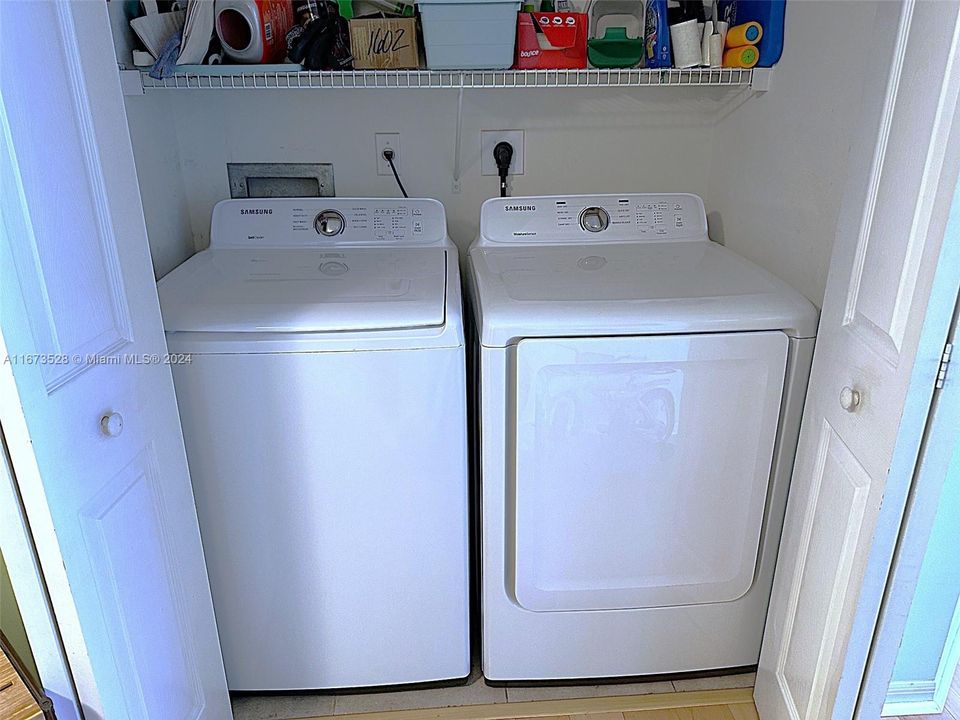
[504,204,536,212]
[240,208,273,215]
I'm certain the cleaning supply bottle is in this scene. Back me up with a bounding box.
[643,0,671,68]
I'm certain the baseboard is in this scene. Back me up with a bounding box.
[881,680,940,716]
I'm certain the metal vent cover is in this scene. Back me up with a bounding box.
[227,163,334,198]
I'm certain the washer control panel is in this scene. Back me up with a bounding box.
[211,198,447,247]
[481,193,708,244]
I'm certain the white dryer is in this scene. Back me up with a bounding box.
[158,198,469,690]
[467,194,818,680]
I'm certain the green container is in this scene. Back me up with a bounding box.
[587,27,644,68]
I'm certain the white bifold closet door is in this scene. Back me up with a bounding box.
[0,1,230,717]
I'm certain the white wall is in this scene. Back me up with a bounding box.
[125,93,196,278]
[125,0,879,308]
[128,87,720,258]
[707,0,877,305]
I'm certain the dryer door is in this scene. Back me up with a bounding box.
[513,331,789,612]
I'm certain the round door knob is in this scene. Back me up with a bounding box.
[840,387,861,412]
[100,412,124,437]
[579,206,610,233]
[314,210,345,237]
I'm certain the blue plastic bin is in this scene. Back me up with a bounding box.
[418,0,522,70]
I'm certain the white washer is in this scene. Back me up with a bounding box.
[158,198,469,691]
[467,194,819,680]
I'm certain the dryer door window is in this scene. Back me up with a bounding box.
[512,331,789,612]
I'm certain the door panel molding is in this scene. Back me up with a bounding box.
[0,1,132,394]
[52,0,135,364]
[776,422,870,720]
[78,445,204,720]
[841,0,918,366]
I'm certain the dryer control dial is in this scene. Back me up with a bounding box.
[579,206,610,233]
[314,210,345,237]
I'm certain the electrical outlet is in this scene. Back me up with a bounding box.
[376,133,400,176]
[481,130,524,176]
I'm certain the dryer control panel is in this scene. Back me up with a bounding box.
[479,194,708,244]
[211,198,447,248]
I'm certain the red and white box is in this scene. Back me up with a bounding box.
[514,12,588,70]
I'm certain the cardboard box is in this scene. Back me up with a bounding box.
[514,12,587,69]
[349,17,420,69]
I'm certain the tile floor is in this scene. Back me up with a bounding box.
[230,669,757,720]
[619,704,759,719]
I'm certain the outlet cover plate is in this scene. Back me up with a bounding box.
[481,130,524,176]
[376,133,401,176]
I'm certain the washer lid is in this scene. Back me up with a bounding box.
[159,247,447,333]
[468,240,819,345]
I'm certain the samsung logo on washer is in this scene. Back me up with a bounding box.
[240,208,273,215]
[504,204,536,212]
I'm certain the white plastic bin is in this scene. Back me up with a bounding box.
[418,0,521,70]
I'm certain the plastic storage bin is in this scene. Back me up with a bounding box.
[418,0,522,70]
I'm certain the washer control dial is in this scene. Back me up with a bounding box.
[314,210,345,237]
[579,206,610,233]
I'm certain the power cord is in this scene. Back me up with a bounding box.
[382,148,408,198]
[494,141,514,198]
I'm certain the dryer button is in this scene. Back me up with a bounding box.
[578,255,607,270]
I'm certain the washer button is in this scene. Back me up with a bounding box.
[320,261,348,276]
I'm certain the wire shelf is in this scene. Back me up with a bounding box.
[138,67,762,91]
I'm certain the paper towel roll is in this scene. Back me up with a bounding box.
[670,19,701,68]
[709,33,722,67]
[714,20,728,51]
[700,19,713,66]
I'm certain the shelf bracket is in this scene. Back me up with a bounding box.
[119,68,144,96]
[751,67,773,93]
[452,86,464,194]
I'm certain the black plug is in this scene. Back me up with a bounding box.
[382,147,408,198]
[494,141,514,198]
